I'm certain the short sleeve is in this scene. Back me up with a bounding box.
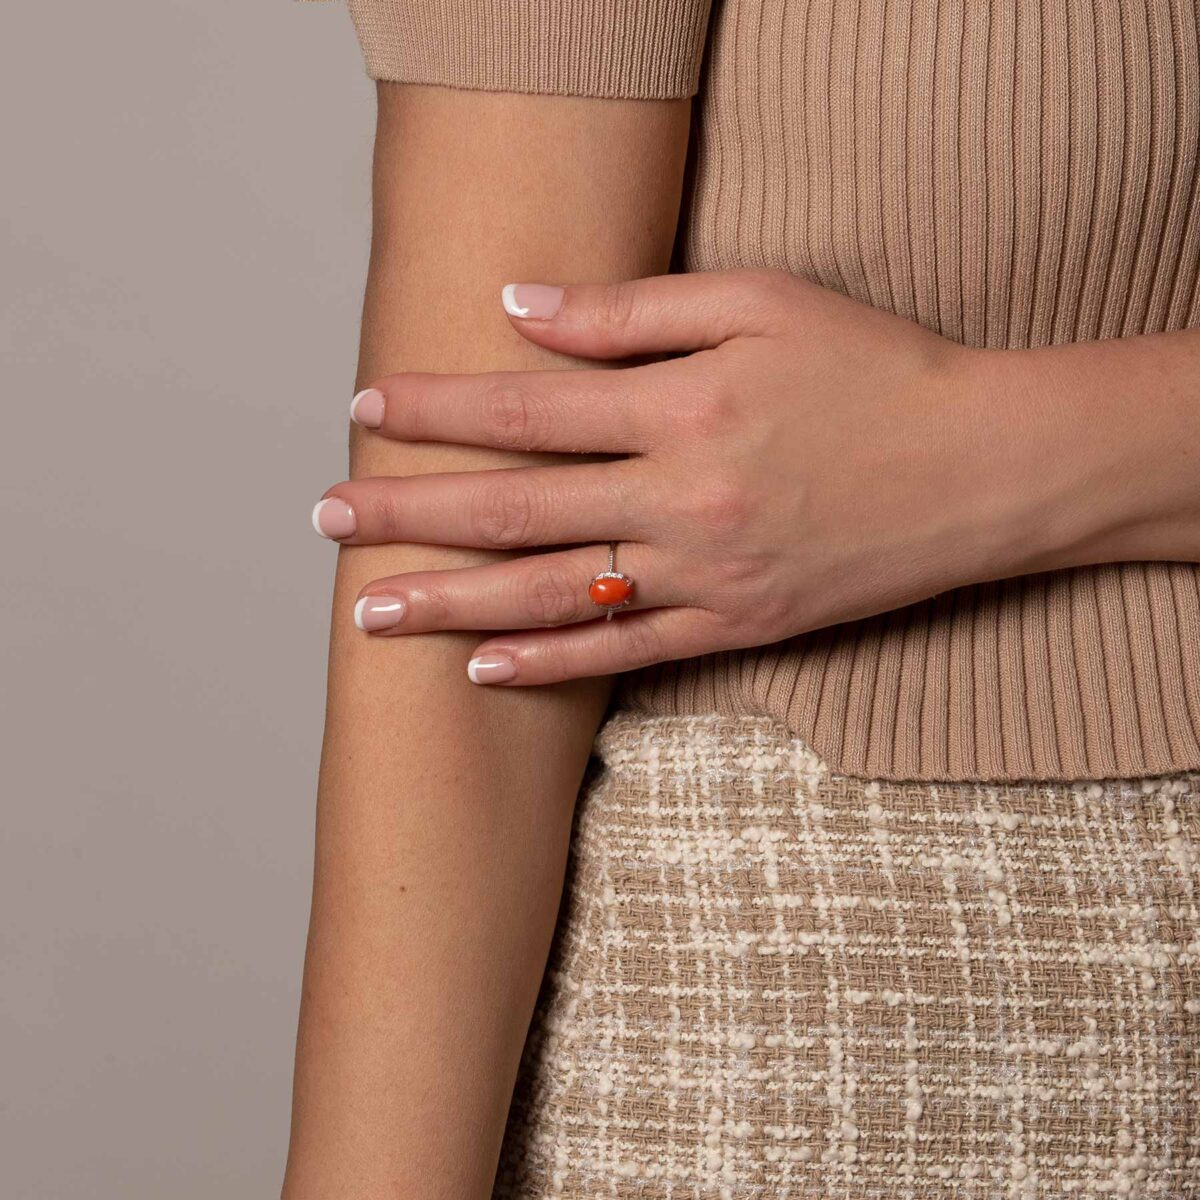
[346,0,715,99]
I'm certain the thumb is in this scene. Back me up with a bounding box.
[500,269,779,359]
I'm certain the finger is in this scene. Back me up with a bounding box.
[312,461,645,550]
[351,543,670,635]
[463,607,728,686]
[499,268,789,359]
[351,362,676,453]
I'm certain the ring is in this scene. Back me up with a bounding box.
[588,541,634,620]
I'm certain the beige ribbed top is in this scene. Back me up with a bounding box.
[346,0,1200,783]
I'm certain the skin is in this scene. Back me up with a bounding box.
[282,84,689,1199]
[325,271,1200,683]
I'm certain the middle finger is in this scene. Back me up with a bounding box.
[352,362,679,453]
[314,460,647,550]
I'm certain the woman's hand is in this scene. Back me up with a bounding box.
[312,268,1093,685]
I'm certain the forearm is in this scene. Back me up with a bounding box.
[283,84,689,1199]
[286,578,607,1198]
[967,329,1200,576]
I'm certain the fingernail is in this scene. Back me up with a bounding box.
[501,283,564,320]
[311,497,357,540]
[350,388,385,429]
[354,594,406,632]
[467,654,517,684]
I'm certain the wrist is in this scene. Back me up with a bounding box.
[955,338,1200,579]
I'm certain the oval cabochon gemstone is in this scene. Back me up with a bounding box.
[589,574,633,607]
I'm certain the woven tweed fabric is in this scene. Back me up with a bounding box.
[493,714,1200,1199]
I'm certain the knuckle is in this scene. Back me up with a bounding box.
[517,563,581,626]
[700,584,785,648]
[747,587,793,638]
[374,488,405,530]
[618,617,668,670]
[600,280,641,334]
[697,608,743,651]
[690,477,752,535]
[715,549,772,590]
[679,382,735,440]
[737,266,797,326]
[411,581,452,626]
[479,380,547,450]
[470,478,538,549]
[740,265,792,297]
[393,375,434,439]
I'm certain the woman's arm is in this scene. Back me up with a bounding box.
[282,84,690,1199]
[972,327,1200,567]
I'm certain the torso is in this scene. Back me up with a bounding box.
[615,0,1200,783]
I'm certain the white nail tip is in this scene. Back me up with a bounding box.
[467,657,509,684]
[353,596,370,631]
[501,283,529,318]
[311,498,333,538]
[349,390,370,422]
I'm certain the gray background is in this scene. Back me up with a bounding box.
[1,3,371,1195]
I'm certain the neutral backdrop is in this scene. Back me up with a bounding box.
[1,3,372,1195]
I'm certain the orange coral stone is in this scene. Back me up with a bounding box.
[589,574,633,607]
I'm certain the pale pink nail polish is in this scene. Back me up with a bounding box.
[501,283,564,320]
[467,654,517,684]
[350,388,385,429]
[354,595,406,632]
[311,497,356,540]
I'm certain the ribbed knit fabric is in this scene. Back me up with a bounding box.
[345,0,1200,783]
[346,0,714,98]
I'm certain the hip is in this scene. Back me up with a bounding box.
[495,712,1200,1197]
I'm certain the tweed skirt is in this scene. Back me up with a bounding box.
[493,713,1200,1199]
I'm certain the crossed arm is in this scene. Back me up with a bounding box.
[285,79,1200,1200]
[318,273,1200,684]
[281,84,691,1199]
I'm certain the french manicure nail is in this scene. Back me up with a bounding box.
[349,388,385,429]
[354,595,406,632]
[311,497,357,540]
[501,283,564,320]
[467,654,517,684]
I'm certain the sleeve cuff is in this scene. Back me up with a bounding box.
[346,0,714,99]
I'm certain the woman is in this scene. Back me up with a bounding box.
[283,1,1200,1195]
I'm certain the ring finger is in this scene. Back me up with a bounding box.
[352,542,676,635]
